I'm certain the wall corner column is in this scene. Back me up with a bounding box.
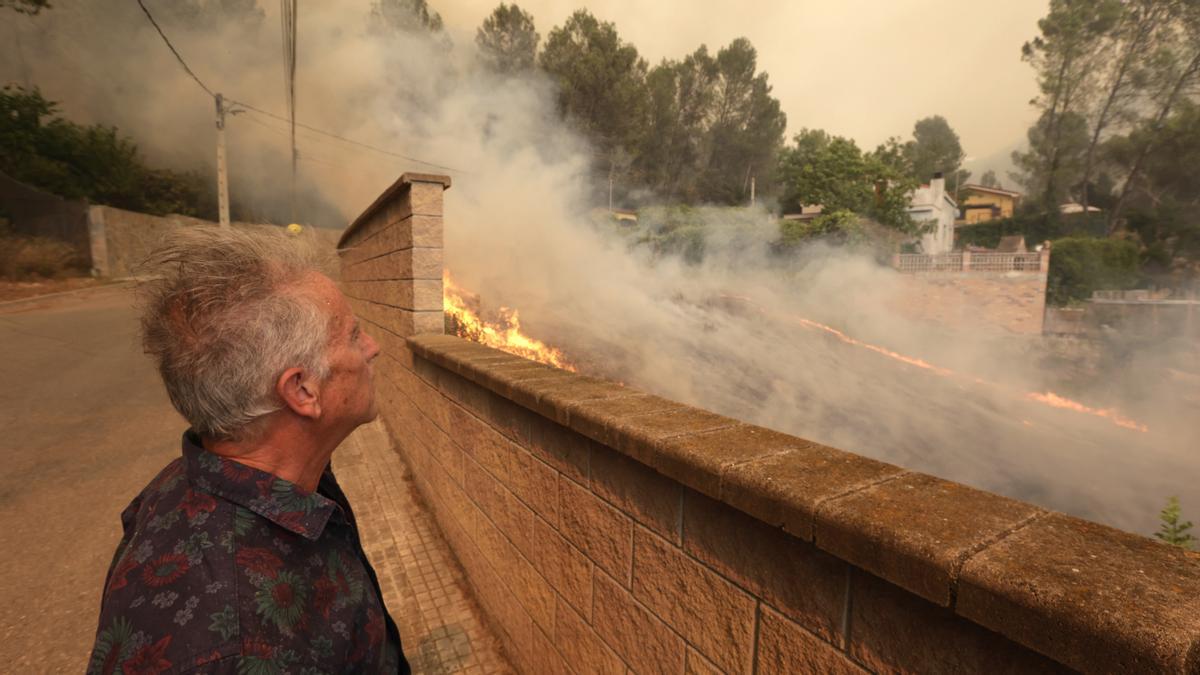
[87,205,110,278]
[337,172,451,338]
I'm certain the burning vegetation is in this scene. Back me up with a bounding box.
[443,271,577,372]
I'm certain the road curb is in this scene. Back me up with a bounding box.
[0,279,135,311]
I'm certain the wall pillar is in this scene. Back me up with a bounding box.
[87,205,110,278]
[337,172,451,339]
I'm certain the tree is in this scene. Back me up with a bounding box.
[1011,109,1090,206]
[540,10,648,194]
[980,169,1000,188]
[371,0,444,34]
[1108,100,1200,274]
[905,115,969,188]
[1078,0,1171,215]
[776,129,918,234]
[631,39,785,205]
[1045,236,1140,304]
[634,49,719,200]
[476,3,539,74]
[695,38,787,204]
[1155,496,1197,550]
[871,136,911,177]
[1018,0,1123,209]
[1106,0,1200,231]
[0,87,211,218]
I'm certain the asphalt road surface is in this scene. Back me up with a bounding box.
[0,285,182,672]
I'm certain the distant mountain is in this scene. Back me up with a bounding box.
[970,137,1024,192]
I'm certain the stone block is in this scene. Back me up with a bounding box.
[529,515,593,619]
[411,310,443,335]
[509,375,633,427]
[391,215,443,249]
[530,623,570,674]
[558,476,634,585]
[472,508,555,633]
[757,605,866,675]
[463,457,533,558]
[592,571,685,675]
[509,448,559,525]
[682,490,846,644]
[600,408,740,493]
[566,393,688,448]
[848,570,1068,674]
[527,415,590,485]
[481,391,535,446]
[684,648,721,675]
[590,442,682,543]
[631,528,756,674]
[554,595,626,675]
[339,245,443,282]
[718,435,905,541]
[815,472,1043,606]
[957,512,1200,673]
[408,181,445,217]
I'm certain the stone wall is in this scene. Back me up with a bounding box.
[339,175,1200,674]
[889,260,1049,335]
[88,205,339,277]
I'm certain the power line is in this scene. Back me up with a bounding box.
[230,99,466,174]
[134,0,465,175]
[135,0,214,97]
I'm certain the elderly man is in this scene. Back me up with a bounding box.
[87,228,408,674]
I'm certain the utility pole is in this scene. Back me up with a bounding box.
[215,93,230,227]
[608,164,614,214]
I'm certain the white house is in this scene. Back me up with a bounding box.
[907,174,957,254]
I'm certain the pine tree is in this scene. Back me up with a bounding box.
[1154,496,1196,550]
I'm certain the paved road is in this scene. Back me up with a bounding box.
[0,285,182,672]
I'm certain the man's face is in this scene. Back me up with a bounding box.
[305,273,380,432]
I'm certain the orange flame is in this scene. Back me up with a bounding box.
[718,293,1149,433]
[443,271,576,371]
[1025,392,1149,432]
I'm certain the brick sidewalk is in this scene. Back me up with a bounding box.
[335,421,512,674]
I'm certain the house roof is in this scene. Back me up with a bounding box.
[960,184,1021,198]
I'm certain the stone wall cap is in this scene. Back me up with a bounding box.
[958,512,1200,672]
[338,172,451,248]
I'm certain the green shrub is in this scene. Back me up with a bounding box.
[956,211,1107,250]
[1046,236,1140,305]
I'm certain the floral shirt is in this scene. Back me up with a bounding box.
[87,431,408,674]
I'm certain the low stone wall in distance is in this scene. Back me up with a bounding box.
[339,175,1200,674]
[889,250,1051,335]
[88,205,339,277]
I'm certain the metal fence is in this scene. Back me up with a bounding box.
[894,252,1042,273]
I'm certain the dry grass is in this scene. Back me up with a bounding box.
[0,229,88,280]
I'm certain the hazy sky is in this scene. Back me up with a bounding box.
[438,0,1049,174]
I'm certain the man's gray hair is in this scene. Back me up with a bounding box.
[138,226,333,441]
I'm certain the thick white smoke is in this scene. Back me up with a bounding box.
[6,1,1197,536]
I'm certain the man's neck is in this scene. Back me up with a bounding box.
[204,421,344,492]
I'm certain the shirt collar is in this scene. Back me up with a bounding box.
[181,430,339,541]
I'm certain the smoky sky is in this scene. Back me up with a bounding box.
[435,0,1048,177]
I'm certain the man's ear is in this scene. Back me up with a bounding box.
[276,367,321,420]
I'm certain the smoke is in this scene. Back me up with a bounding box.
[6,2,1196,536]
